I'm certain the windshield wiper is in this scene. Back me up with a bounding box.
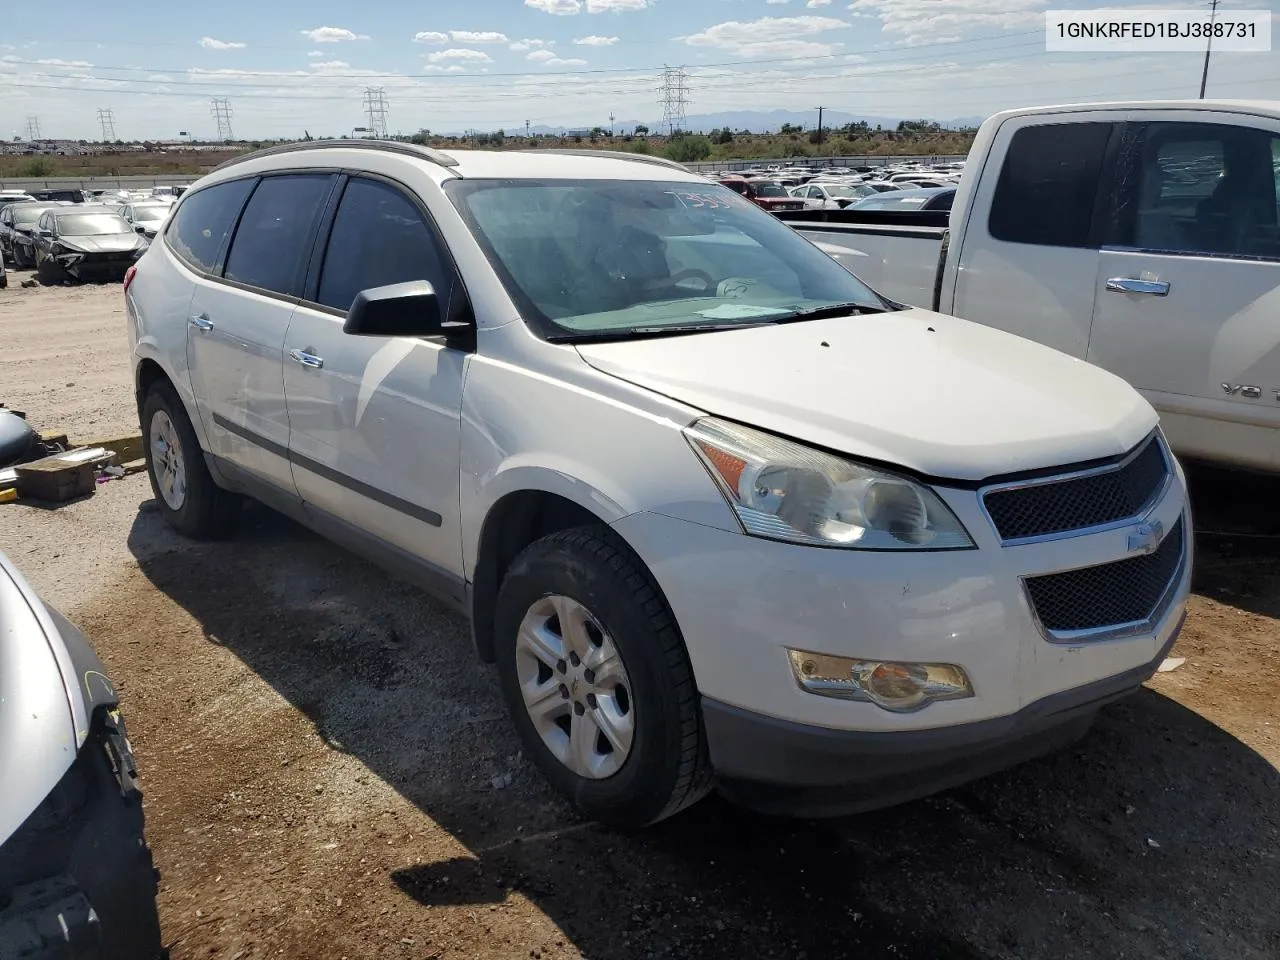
[769,301,889,324]
[548,321,775,343]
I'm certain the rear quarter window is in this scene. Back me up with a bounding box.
[166,178,256,274]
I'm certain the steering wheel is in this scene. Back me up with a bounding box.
[669,268,715,293]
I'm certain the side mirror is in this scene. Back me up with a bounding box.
[135,225,146,233]
[343,281,444,338]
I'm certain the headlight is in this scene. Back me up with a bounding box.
[787,649,974,712]
[685,417,973,550]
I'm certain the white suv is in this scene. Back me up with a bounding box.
[126,141,1192,827]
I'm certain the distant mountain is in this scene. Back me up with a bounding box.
[461,109,983,138]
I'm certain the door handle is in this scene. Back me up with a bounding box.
[1105,277,1170,297]
[289,348,324,370]
[189,313,214,332]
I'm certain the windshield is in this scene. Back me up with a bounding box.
[445,178,886,340]
[55,214,132,236]
[749,181,788,198]
[819,184,859,198]
[12,206,47,227]
[131,206,168,222]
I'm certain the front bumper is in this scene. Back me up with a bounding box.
[0,711,163,959]
[56,253,136,281]
[703,613,1184,817]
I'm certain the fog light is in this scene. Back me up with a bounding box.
[786,649,973,713]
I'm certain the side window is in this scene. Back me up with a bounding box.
[167,178,256,274]
[988,122,1112,248]
[224,174,333,296]
[316,177,451,312]
[1117,122,1280,260]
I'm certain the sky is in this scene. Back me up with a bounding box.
[1,0,1277,140]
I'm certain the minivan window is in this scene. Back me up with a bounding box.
[224,174,333,296]
[988,122,1112,248]
[1116,121,1280,260]
[316,177,450,312]
[168,178,256,274]
[446,178,887,340]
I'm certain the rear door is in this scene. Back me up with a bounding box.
[184,173,336,493]
[949,115,1118,358]
[1088,115,1280,470]
[283,174,470,580]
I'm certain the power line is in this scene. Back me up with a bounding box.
[210,97,234,140]
[362,86,390,139]
[658,65,689,134]
[24,115,42,140]
[96,107,116,141]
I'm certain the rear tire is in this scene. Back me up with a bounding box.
[495,527,711,828]
[142,380,240,538]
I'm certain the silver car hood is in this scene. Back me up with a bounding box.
[0,552,91,845]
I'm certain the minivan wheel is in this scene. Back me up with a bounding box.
[142,381,240,538]
[494,527,711,828]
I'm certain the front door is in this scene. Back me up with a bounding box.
[184,173,336,492]
[283,175,470,579]
[1088,117,1280,470]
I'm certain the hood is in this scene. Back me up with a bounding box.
[59,234,143,254]
[0,552,81,845]
[753,196,803,209]
[575,308,1157,481]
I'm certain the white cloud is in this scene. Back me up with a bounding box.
[526,49,558,61]
[306,50,324,56]
[32,57,94,66]
[427,47,493,63]
[309,60,350,69]
[573,35,618,45]
[198,37,246,50]
[424,64,466,72]
[766,0,790,4]
[525,0,582,14]
[806,0,832,5]
[682,16,848,57]
[544,56,589,66]
[586,0,649,9]
[450,30,510,43]
[847,0,1044,43]
[413,31,450,44]
[301,26,370,43]
[510,38,552,50]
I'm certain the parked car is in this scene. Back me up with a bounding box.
[33,206,147,282]
[789,181,878,210]
[0,189,36,207]
[120,201,172,240]
[28,188,85,204]
[717,175,805,212]
[0,248,6,288]
[127,141,1191,828]
[851,186,957,212]
[0,550,163,958]
[787,99,1280,473]
[0,201,61,267]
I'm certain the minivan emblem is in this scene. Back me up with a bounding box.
[1127,520,1164,556]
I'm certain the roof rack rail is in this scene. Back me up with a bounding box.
[212,139,459,173]
[534,148,689,172]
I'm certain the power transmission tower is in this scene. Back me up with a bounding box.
[24,115,42,140]
[609,112,615,136]
[814,105,825,144]
[658,65,690,135]
[210,98,234,140]
[362,87,390,139]
[525,120,531,138]
[97,108,117,142]
[1198,0,1220,99]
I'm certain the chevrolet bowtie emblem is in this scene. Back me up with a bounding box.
[1127,520,1164,556]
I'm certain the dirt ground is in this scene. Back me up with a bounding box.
[0,278,1277,960]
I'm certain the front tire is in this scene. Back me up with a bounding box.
[495,527,711,828]
[142,380,240,538]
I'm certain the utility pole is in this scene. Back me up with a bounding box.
[210,98,234,141]
[1198,0,1220,99]
[814,105,825,144]
[24,115,41,141]
[609,112,615,137]
[525,119,531,138]
[96,108,117,142]
[362,86,390,139]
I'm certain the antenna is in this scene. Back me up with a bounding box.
[97,108,117,142]
[658,65,690,135]
[211,98,234,140]
[362,86,390,139]
[1198,0,1220,98]
[24,115,42,140]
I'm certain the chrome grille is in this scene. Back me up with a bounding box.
[984,435,1169,542]
[1025,516,1184,636]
